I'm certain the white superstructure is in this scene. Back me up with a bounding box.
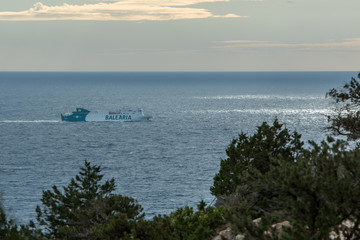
[85,107,152,122]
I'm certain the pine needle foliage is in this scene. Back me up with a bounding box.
[1,197,42,240]
[131,202,229,240]
[262,138,360,239]
[211,118,360,239]
[211,119,303,197]
[217,133,360,239]
[326,73,360,140]
[36,160,143,240]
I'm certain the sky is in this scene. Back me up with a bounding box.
[0,0,359,71]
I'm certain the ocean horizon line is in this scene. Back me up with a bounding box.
[0,70,358,73]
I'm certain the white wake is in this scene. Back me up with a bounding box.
[0,120,60,123]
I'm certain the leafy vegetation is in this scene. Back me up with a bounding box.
[211,120,360,239]
[239,139,360,239]
[36,160,144,239]
[32,161,228,240]
[1,197,42,240]
[326,73,360,140]
[131,202,228,240]
[211,119,303,203]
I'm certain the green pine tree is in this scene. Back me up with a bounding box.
[227,137,360,239]
[326,72,360,140]
[1,196,42,240]
[36,160,143,239]
[211,119,303,197]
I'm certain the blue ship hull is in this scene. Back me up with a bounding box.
[61,108,90,122]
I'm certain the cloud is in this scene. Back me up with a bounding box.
[214,39,360,50]
[0,0,245,21]
[103,0,231,5]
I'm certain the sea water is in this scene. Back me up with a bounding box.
[0,72,356,223]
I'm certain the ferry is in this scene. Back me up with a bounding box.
[61,107,152,122]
